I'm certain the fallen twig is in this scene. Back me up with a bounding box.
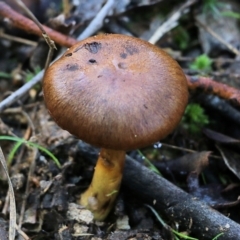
[0,0,115,47]
[0,70,44,113]
[148,0,197,44]
[0,28,37,46]
[0,1,77,48]
[196,19,240,56]
[77,0,115,41]
[186,75,240,106]
[77,141,240,240]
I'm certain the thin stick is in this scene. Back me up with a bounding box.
[0,2,77,47]
[148,0,197,44]
[18,148,37,228]
[13,0,56,71]
[196,19,240,56]
[160,142,221,159]
[13,0,56,49]
[0,29,37,46]
[62,0,71,17]
[14,0,45,34]
[1,191,10,215]
[0,147,16,240]
[44,44,55,72]
[77,0,115,41]
[15,225,30,240]
[0,70,44,112]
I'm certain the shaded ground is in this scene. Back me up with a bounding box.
[1,0,240,239]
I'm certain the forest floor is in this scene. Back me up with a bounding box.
[1,0,240,239]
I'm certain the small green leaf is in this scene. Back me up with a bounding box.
[190,54,212,73]
[0,136,61,168]
[221,11,240,19]
[137,150,161,175]
[25,66,41,82]
[182,104,209,135]
[0,71,12,79]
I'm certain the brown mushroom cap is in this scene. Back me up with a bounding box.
[43,34,188,150]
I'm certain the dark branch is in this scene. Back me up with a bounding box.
[77,141,240,240]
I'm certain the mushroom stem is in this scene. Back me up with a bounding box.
[80,148,125,220]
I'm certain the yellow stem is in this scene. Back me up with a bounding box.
[80,148,125,220]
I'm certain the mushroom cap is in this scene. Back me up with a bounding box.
[43,34,188,150]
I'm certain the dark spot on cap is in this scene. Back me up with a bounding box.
[123,43,139,55]
[66,63,79,71]
[89,59,97,64]
[84,42,102,54]
[118,62,127,69]
[65,53,72,57]
[120,53,127,59]
[98,75,103,78]
[143,104,148,109]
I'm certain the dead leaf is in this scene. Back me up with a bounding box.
[203,128,240,144]
[216,144,240,180]
[154,151,211,177]
[0,147,16,240]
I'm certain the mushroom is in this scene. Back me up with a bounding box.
[43,34,188,220]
